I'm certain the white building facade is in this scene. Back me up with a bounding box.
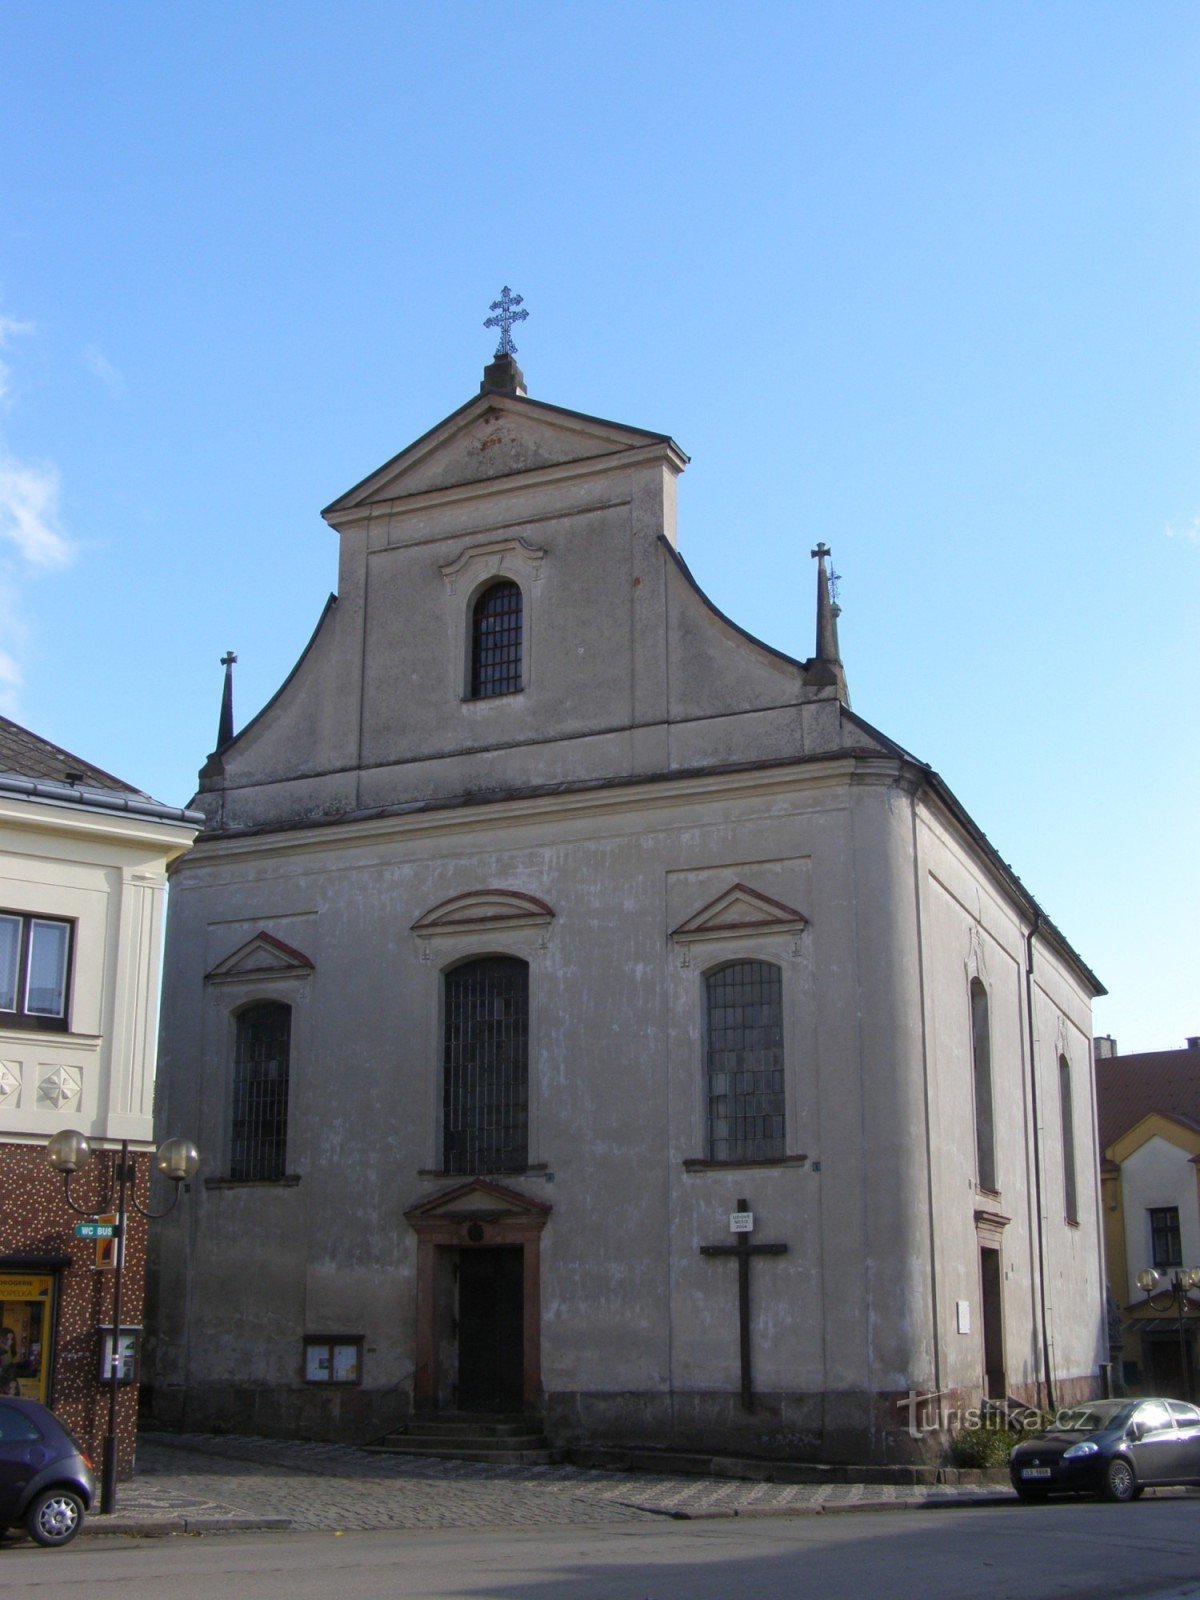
[149,354,1106,1460]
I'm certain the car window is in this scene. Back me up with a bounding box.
[0,1403,42,1443]
[1055,1402,1131,1432]
[1167,1401,1200,1424]
[1133,1401,1176,1433]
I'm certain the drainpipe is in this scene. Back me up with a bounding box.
[1024,914,1055,1412]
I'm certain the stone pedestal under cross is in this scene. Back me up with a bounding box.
[700,1197,788,1412]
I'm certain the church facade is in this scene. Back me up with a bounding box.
[148,349,1106,1462]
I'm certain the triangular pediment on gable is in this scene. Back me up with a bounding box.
[322,392,686,516]
[671,883,808,944]
[205,930,315,983]
[412,889,555,941]
[1108,1110,1200,1166]
[404,1177,552,1233]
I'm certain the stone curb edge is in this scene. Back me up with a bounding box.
[80,1514,293,1538]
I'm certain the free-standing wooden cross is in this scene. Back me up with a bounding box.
[700,1198,788,1413]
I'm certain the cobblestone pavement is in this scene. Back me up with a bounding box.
[120,1432,1017,1533]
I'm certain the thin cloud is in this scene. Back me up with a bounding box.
[0,316,34,405]
[0,311,75,716]
[1165,514,1200,546]
[83,342,126,398]
[0,458,72,568]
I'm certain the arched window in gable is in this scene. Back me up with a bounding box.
[443,956,528,1174]
[970,978,997,1192]
[470,580,523,698]
[231,1000,291,1181]
[705,960,785,1162]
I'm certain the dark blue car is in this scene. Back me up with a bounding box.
[0,1397,95,1545]
[1010,1397,1200,1502]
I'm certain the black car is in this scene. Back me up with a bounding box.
[1009,1397,1200,1502]
[0,1397,95,1545]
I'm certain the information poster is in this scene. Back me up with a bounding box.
[0,1273,54,1402]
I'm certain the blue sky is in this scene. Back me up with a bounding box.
[1,2,1196,1051]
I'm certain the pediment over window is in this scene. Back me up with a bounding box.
[439,536,545,596]
[205,930,315,984]
[412,889,555,941]
[404,1177,552,1237]
[670,883,807,945]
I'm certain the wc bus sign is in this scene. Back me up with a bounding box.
[73,1221,116,1239]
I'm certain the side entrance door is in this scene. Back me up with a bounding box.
[457,1247,524,1412]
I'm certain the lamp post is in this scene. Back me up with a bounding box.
[1135,1266,1200,1402]
[46,1129,200,1515]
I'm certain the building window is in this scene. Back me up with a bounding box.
[705,961,785,1162]
[470,580,523,698]
[0,912,72,1031]
[1058,1053,1079,1224]
[1150,1206,1182,1270]
[443,957,528,1174]
[231,1001,291,1181]
[970,978,997,1192]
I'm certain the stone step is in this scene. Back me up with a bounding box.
[366,1440,561,1466]
[393,1418,545,1439]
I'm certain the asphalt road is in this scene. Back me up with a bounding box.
[3,1500,1200,1600]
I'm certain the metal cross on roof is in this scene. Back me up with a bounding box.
[484,286,529,357]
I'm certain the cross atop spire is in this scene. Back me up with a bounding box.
[484,286,528,358]
[217,651,237,751]
[808,543,848,703]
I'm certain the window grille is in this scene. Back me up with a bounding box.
[970,979,997,1191]
[470,581,523,697]
[1151,1206,1182,1269]
[705,961,785,1162]
[443,957,528,1174]
[1058,1054,1078,1224]
[231,1001,291,1181]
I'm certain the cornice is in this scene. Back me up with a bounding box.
[171,754,884,875]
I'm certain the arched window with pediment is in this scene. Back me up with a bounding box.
[443,956,528,1174]
[704,960,785,1162]
[231,1000,291,1181]
[470,580,523,698]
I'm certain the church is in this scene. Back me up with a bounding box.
[148,310,1107,1462]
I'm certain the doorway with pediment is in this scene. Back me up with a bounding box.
[405,1179,551,1414]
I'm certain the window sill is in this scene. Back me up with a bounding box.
[975,1184,1002,1201]
[417,1163,548,1179]
[204,1174,302,1190]
[683,1155,808,1173]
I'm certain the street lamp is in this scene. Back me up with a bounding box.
[46,1129,200,1515]
[1135,1266,1200,1402]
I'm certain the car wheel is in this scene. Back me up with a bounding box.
[1015,1485,1049,1503]
[24,1488,85,1547]
[1100,1458,1137,1503]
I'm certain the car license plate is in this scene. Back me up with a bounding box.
[1021,1467,1052,1479]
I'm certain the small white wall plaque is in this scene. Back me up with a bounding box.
[730,1211,754,1233]
[956,1299,971,1335]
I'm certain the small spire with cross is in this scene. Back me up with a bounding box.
[484,286,528,358]
[809,542,849,703]
[217,651,237,751]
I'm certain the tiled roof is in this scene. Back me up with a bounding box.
[1096,1048,1200,1154]
[0,715,148,797]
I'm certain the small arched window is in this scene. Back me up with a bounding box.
[705,961,785,1161]
[443,956,528,1174]
[970,978,997,1191]
[231,1001,291,1181]
[470,580,523,698]
[1059,1053,1078,1224]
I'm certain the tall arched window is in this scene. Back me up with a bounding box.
[970,978,997,1191]
[443,957,528,1174]
[1059,1053,1078,1223]
[705,961,785,1162]
[470,580,523,698]
[231,1001,291,1181]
